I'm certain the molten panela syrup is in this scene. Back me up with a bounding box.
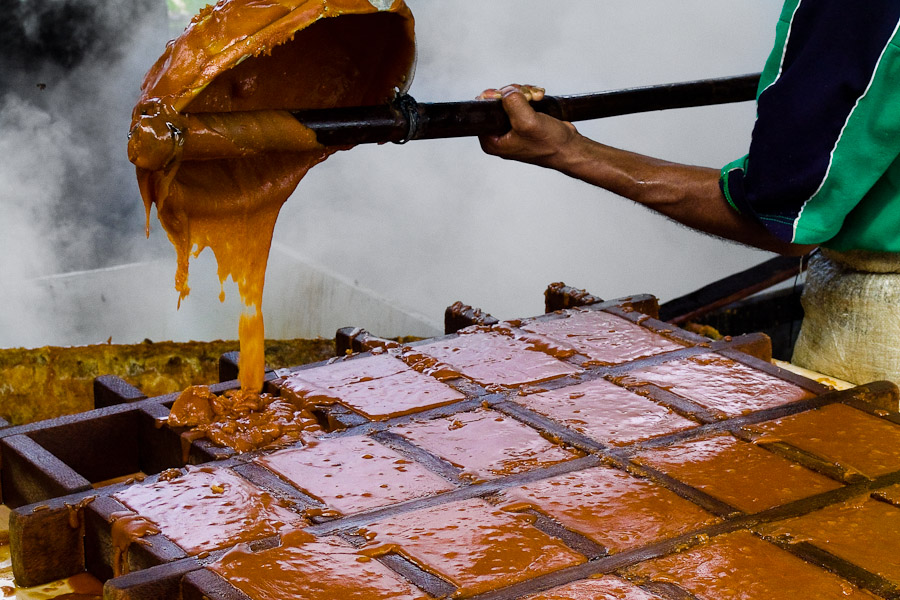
[359,498,585,597]
[522,575,664,600]
[209,531,433,600]
[500,467,718,553]
[758,494,900,584]
[626,530,878,600]
[392,409,583,482]
[129,0,416,448]
[515,377,697,446]
[635,434,841,513]
[256,435,454,514]
[615,354,814,416]
[113,466,303,555]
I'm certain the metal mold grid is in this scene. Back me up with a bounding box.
[1,285,898,600]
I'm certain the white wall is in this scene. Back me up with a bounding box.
[7,247,441,348]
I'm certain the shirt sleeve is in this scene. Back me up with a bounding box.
[720,0,900,245]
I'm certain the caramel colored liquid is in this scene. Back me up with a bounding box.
[108,511,160,577]
[523,575,664,600]
[167,385,322,453]
[516,378,696,446]
[281,354,465,420]
[521,310,685,366]
[759,495,900,583]
[617,354,814,416]
[257,436,454,515]
[114,467,303,554]
[413,330,581,388]
[635,434,841,513]
[628,530,878,600]
[501,467,718,553]
[392,409,583,482]
[131,4,416,393]
[210,531,433,600]
[748,403,900,479]
[361,498,585,597]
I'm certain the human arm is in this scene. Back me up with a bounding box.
[478,85,816,257]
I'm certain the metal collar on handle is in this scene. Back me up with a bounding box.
[394,93,420,144]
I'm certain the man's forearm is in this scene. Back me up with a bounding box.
[548,133,815,256]
[479,85,813,256]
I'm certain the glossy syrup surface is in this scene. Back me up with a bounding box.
[501,467,718,553]
[114,467,303,554]
[617,354,814,416]
[413,330,580,388]
[515,378,696,446]
[257,436,455,514]
[636,434,842,513]
[522,575,665,600]
[392,409,583,482]
[281,354,466,420]
[521,310,685,365]
[748,403,900,478]
[210,531,433,600]
[628,530,879,600]
[361,498,585,597]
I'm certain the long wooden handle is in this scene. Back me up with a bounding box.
[291,73,761,145]
[129,74,761,169]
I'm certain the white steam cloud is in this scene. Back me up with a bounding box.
[0,0,170,346]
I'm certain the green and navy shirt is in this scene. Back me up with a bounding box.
[720,0,900,251]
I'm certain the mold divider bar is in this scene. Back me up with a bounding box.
[303,456,603,538]
[760,537,900,600]
[491,400,610,456]
[180,568,253,600]
[0,434,92,508]
[599,294,660,319]
[375,552,458,598]
[335,526,459,600]
[9,499,88,587]
[136,404,192,475]
[335,397,492,439]
[839,380,900,414]
[618,384,723,424]
[83,495,188,583]
[518,508,609,560]
[444,301,499,335]
[543,282,604,313]
[715,347,830,395]
[230,462,325,515]
[603,306,710,349]
[93,375,148,409]
[753,440,867,484]
[106,556,208,600]
[370,430,467,483]
[638,582,705,600]
[621,462,743,520]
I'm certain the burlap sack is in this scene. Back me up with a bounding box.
[793,249,900,385]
